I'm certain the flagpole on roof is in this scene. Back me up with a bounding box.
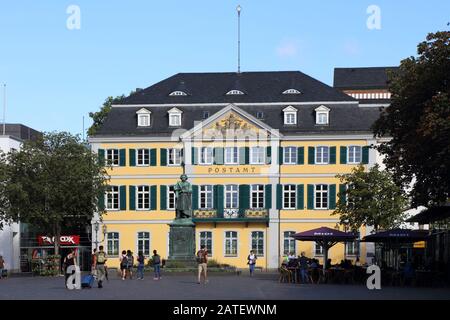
[2,83,6,136]
[237,5,242,73]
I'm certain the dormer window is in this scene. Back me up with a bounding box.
[282,88,302,95]
[256,111,264,120]
[169,91,187,96]
[283,106,297,125]
[315,105,330,125]
[136,108,151,127]
[168,107,183,127]
[226,90,244,95]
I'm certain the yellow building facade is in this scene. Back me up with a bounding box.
[89,71,381,269]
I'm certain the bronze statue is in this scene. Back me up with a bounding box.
[174,174,192,219]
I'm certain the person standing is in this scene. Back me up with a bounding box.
[298,252,309,284]
[152,250,161,280]
[126,250,134,280]
[94,245,107,288]
[247,250,257,277]
[196,245,208,284]
[137,251,145,280]
[63,249,77,288]
[119,250,128,280]
[0,256,5,279]
[91,248,97,277]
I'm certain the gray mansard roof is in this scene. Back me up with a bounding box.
[94,71,381,137]
[333,67,399,90]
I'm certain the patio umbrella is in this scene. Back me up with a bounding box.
[361,228,429,243]
[292,226,357,273]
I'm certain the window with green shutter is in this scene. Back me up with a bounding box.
[129,149,136,167]
[150,186,157,210]
[340,146,347,164]
[129,186,136,210]
[329,147,336,164]
[192,185,199,210]
[214,148,224,165]
[297,184,304,209]
[276,184,283,210]
[362,146,369,164]
[98,149,105,166]
[265,184,272,209]
[150,149,157,166]
[339,184,347,205]
[266,146,272,164]
[329,184,336,209]
[160,185,167,210]
[98,192,105,211]
[307,184,314,209]
[214,185,224,215]
[308,147,315,164]
[160,149,167,166]
[238,184,249,214]
[278,146,283,164]
[297,147,304,165]
[119,186,126,210]
[192,147,198,165]
[119,149,126,166]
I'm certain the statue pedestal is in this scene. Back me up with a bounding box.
[167,219,196,266]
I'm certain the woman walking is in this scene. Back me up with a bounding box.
[137,251,145,280]
[247,250,257,277]
[119,250,127,280]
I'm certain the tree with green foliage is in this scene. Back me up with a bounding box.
[373,31,450,207]
[332,164,408,232]
[88,91,136,137]
[0,132,110,255]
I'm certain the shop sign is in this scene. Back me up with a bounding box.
[38,235,80,246]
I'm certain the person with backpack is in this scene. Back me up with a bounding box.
[247,250,257,277]
[152,250,161,280]
[94,246,107,288]
[126,250,134,280]
[137,251,145,280]
[120,250,128,280]
[196,245,208,284]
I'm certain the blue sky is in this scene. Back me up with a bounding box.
[0,0,449,136]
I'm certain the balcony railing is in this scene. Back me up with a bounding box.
[193,208,269,221]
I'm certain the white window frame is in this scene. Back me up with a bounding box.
[107,232,119,256]
[314,242,324,256]
[314,184,328,210]
[250,146,265,165]
[169,113,181,127]
[137,114,150,127]
[250,231,265,257]
[199,231,213,256]
[136,231,151,257]
[283,185,296,210]
[284,112,297,125]
[167,185,176,210]
[168,148,182,166]
[199,147,213,165]
[315,146,329,164]
[225,185,239,209]
[345,240,360,256]
[283,146,297,164]
[136,148,150,166]
[105,186,119,211]
[136,185,150,210]
[347,146,362,164]
[224,147,238,165]
[315,105,330,125]
[317,112,328,125]
[224,231,238,257]
[250,184,264,209]
[283,231,296,255]
[199,185,213,209]
[106,149,119,167]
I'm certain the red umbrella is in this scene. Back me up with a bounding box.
[292,227,357,273]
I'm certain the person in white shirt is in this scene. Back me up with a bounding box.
[247,250,257,277]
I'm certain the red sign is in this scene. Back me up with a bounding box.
[38,235,80,246]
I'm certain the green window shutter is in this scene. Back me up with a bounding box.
[129,186,136,210]
[276,184,283,210]
[239,147,246,165]
[129,149,136,167]
[278,147,283,165]
[150,149,157,166]
[297,147,304,165]
[308,147,315,164]
[150,186,157,210]
[160,149,167,166]
[192,185,199,210]
[98,192,105,211]
[266,146,272,164]
[98,149,105,166]
[265,184,272,209]
[192,147,198,165]
[239,185,249,214]
[339,184,347,205]
[160,185,167,210]
[340,146,347,164]
[214,148,224,165]
[362,146,369,164]
[329,147,336,164]
[329,184,336,209]
[119,149,126,166]
[244,147,250,164]
[214,185,224,215]
[296,184,304,209]
[119,186,127,210]
[307,184,314,210]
